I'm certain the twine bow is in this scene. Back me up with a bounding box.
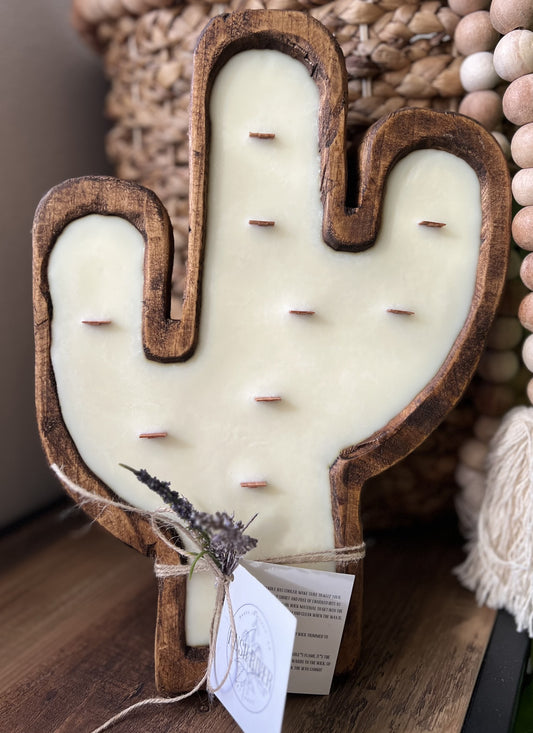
[51,464,365,732]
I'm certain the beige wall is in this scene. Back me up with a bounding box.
[0,1,112,526]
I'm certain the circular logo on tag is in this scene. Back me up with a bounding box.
[226,603,275,713]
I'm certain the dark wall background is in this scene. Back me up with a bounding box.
[0,1,112,526]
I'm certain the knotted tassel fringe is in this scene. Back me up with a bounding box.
[455,406,533,636]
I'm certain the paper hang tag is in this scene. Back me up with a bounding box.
[210,561,355,733]
[211,564,296,733]
[244,560,355,695]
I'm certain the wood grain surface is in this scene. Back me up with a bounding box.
[0,505,495,733]
[32,9,510,694]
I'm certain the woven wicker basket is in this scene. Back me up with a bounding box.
[70,0,525,528]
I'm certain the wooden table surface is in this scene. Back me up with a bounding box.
[0,503,496,733]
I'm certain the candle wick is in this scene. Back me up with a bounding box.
[289,310,316,316]
[81,319,112,326]
[418,220,446,228]
[249,132,275,139]
[254,396,282,402]
[249,219,275,227]
[139,432,168,439]
[386,308,415,316]
[240,481,268,488]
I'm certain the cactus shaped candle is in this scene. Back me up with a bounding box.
[33,10,510,694]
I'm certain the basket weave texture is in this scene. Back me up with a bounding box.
[71,0,487,529]
[73,0,464,293]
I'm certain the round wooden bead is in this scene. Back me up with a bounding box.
[519,291,533,330]
[449,0,490,16]
[455,464,485,517]
[521,252,533,289]
[490,0,533,35]
[492,131,512,159]
[527,377,533,404]
[494,30,533,82]
[473,415,501,442]
[503,74,533,125]
[512,168,533,206]
[478,349,520,383]
[473,382,515,416]
[458,438,488,471]
[454,11,500,55]
[512,206,533,250]
[459,90,502,129]
[522,334,533,371]
[460,52,501,92]
[487,316,523,349]
[511,123,533,168]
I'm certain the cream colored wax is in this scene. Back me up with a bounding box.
[48,49,482,645]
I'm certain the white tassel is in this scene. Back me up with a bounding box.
[455,405,533,636]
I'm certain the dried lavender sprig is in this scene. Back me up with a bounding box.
[120,464,258,575]
[120,464,195,524]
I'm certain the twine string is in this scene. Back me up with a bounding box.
[208,576,238,694]
[51,464,365,732]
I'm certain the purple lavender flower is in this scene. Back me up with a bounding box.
[120,464,257,575]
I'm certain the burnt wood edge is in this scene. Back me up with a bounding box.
[32,175,209,687]
[33,176,169,552]
[328,107,510,669]
[32,177,195,652]
[32,9,512,693]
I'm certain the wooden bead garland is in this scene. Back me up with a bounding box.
[457,10,507,150]
[454,0,533,535]
[504,0,533,416]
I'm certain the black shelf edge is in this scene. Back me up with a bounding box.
[462,609,531,733]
